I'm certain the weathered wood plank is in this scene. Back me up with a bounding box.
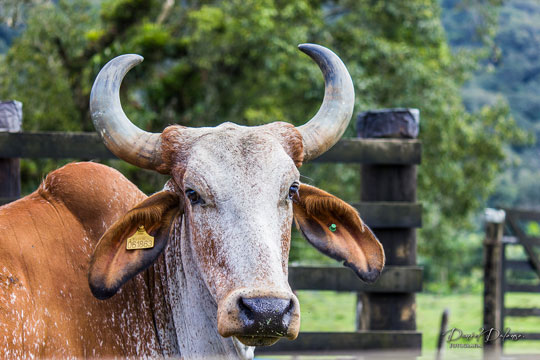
[502,236,519,244]
[255,331,422,355]
[0,132,420,164]
[0,132,114,159]
[506,260,536,272]
[523,236,540,246]
[360,120,419,335]
[506,283,540,293]
[313,138,421,164]
[505,308,540,317]
[436,309,449,360]
[354,202,422,228]
[504,211,540,280]
[503,236,540,246]
[521,333,540,340]
[288,266,422,293]
[504,208,540,222]
[493,354,540,359]
[357,109,419,139]
[0,102,22,200]
[483,217,504,350]
[500,243,507,344]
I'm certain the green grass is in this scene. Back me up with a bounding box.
[297,291,356,332]
[293,291,540,358]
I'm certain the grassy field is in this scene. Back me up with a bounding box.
[294,291,540,359]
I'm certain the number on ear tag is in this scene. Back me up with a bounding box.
[126,226,154,250]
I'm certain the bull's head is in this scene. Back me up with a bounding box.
[87,44,384,347]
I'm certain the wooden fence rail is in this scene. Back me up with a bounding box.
[288,266,423,293]
[256,331,422,355]
[0,131,421,164]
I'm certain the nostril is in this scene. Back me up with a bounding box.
[281,299,294,328]
[238,297,294,332]
[238,297,255,322]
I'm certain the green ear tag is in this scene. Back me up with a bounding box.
[329,224,337,232]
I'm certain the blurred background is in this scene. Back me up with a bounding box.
[1,0,540,357]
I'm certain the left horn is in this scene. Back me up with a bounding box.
[296,44,355,161]
[90,54,163,171]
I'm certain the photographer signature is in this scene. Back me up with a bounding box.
[443,327,524,343]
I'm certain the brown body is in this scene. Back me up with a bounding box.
[0,162,161,357]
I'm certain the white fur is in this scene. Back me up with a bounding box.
[151,124,301,358]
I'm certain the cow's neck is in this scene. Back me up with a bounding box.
[149,216,254,359]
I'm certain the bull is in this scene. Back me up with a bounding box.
[0,44,384,358]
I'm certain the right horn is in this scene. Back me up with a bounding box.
[296,44,355,161]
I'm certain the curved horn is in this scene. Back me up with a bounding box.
[296,44,355,161]
[90,55,163,171]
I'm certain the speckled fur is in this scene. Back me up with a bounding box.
[0,162,160,357]
[154,123,304,357]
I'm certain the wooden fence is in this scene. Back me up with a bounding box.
[483,208,540,355]
[0,130,423,355]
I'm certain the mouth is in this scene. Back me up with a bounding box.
[235,335,281,347]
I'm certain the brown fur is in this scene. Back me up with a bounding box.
[89,191,182,300]
[296,184,365,231]
[293,184,385,283]
[100,191,179,243]
[0,162,164,357]
[158,122,305,175]
[159,125,190,175]
[263,122,305,167]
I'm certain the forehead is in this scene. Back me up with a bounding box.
[181,123,299,188]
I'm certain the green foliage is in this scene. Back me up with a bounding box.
[0,0,529,289]
[443,0,540,210]
[0,1,99,131]
[526,221,540,236]
[442,0,503,49]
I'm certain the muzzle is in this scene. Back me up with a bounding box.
[217,288,300,346]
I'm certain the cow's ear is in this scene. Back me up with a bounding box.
[88,191,183,300]
[293,184,385,283]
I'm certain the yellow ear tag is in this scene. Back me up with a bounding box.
[126,226,154,250]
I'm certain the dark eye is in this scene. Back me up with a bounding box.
[288,183,299,200]
[186,189,203,205]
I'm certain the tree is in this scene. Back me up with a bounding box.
[0,0,528,288]
[443,0,540,211]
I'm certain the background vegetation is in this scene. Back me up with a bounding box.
[0,0,536,292]
[443,0,540,211]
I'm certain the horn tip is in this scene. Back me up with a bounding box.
[118,53,144,64]
[298,43,320,54]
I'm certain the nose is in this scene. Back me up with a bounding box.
[238,297,294,336]
[217,288,300,344]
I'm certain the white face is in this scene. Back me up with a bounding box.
[167,123,302,345]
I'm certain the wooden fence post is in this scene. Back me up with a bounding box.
[436,309,449,360]
[357,108,419,332]
[483,208,505,358]
[0,101,22,202]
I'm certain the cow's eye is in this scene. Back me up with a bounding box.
[288,183,299,200]
[186,189,203,205]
